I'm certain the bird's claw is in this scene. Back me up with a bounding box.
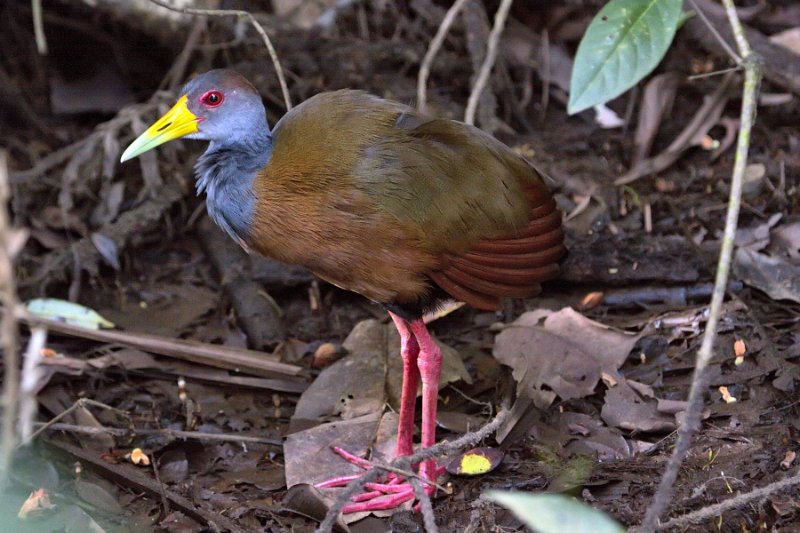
[314,446,444,513]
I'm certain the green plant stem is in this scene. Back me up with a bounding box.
[638,1,761,530]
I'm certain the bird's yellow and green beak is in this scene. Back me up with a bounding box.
[120,95,201,162]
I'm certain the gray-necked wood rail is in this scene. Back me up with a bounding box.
[121,69,565,513]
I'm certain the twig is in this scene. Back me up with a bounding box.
[656,469,800,530]
[316,405,511,533]
[339,457,450,493]
[23,398,129,446]
[48,440,246,533]
[687,0,740,63]
[410,477,439,533]
[615,73,733,185]
[145,0,292,111]
[25,181,186,288]
[539,29,550,121]
[0,149,21,488]
[638,1,762,531]
[18,327,47,442]
[17,313,303,378]
[161,17,207,92]
[32,422,282,446]
[31,0,47,55]
[464,0,514,126]
[151,452,171,518]
[417,0,470,113]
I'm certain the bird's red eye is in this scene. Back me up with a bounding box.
[201,90,224,107]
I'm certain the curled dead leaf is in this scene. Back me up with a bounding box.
[18,488,54,519]
[601,372,618,388]
[579,291,604,311]
[734,339,746,366]
[312,342,342,368]
[128,448,150,466]
[40,347,58,358]
[719,386,737,404]
[780,450,796,470]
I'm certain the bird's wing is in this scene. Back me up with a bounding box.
[358,108,565,310]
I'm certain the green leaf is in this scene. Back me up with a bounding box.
[568,0,683,114]
[26,298,115,330]
[485,492,625,533]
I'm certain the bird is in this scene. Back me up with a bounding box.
[121,69,565,513]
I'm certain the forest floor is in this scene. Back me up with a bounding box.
[0,1,799,532]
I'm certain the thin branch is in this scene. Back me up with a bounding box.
[687,0,740,63]
[22,398,129,446]
[417,0,470,112]
[0,149,21,489]
[18,327,47,442]
[464,0,514,126]
[410,477,439,533]
[33,422,281,446]
[657,469,800,530]
[638,1,762,530]
[31,0,47,54]
[145,0,292,111]
[316,406,511,533]
[722,0,754,57]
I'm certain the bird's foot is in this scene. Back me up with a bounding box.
[314,446,444,513]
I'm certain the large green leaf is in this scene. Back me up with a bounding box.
[485,492,625,533]
[568,0,683,114]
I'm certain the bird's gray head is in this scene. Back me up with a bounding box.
[120,69,269,162]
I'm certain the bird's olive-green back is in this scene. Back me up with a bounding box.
[270,90,542,256]
[250,90,552,304]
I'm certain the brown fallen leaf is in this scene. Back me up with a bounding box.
[290,319,469,433]
[601,379,676,433]
[493,307,640,408]
[734,248,800,304]
[632,72,681,165]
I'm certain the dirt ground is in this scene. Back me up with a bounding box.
[0,1,799,532]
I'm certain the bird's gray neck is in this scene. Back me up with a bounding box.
[195,131,272,246]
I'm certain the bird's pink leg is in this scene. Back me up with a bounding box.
[314,315,442,514]
[389,312,420,458]
[409,319,442,488]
